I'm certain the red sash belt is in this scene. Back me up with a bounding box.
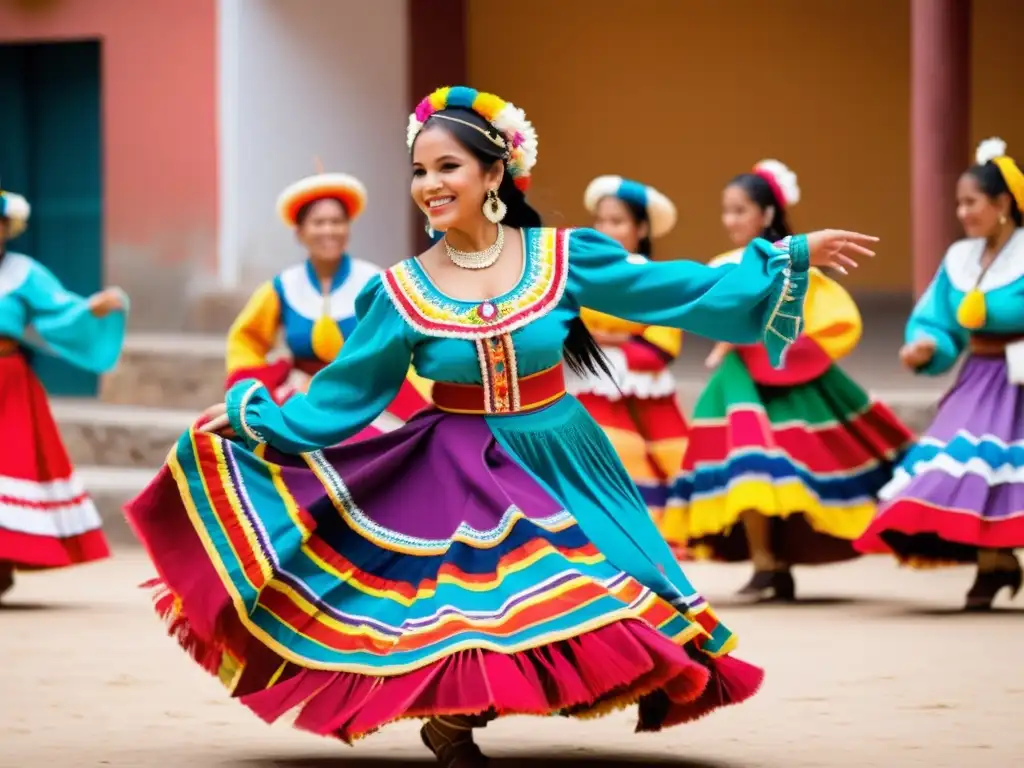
[432,364,566,415]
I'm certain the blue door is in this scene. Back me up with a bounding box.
[0,41,103,397]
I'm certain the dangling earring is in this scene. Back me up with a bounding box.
[424,220,435,239]
[483,189,507,224]
[1000,213,1009,227]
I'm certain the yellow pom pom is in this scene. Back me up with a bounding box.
[956,288,987,330]
[311,314,344,362]
[472,92,505,122]
[428,87,450,110]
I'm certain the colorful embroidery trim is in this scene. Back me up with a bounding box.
[475,333,520,413]
[382,228,569,339]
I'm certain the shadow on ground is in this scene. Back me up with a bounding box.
[0,600,91,612]
[236,755,743,768]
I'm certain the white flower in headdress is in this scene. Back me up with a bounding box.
[1,192,30,222]
[0,190,31,238]
[976,137,1008,165]
[754,159,801,207]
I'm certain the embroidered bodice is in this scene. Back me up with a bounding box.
[0,252,127,372]
[225,227,808,454]
[907,229,1024,375]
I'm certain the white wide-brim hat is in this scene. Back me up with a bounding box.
[584,175,677,238]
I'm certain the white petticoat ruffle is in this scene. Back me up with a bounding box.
[564,346,678,401]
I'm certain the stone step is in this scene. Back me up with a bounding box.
[101,332,225,410]
[77,466,154,547]
[53,399,194,470]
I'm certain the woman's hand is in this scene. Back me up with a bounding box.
[898,337,936,371]
[88,287,126,317]
[197,401,236,438]
[804,230,879,274]
[705,342,733,369]
[286,369,313,394]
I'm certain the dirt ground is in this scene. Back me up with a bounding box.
[2,551,1021,768]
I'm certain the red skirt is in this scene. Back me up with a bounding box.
[0,352,110,569]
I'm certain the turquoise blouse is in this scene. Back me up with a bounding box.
[0,252,128,373]
[227,227,808,454]
[907,229,1024,375]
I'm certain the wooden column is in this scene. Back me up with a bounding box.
[407,0,467,254]
[910,0,971,297]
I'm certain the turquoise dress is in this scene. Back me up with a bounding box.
[126,227,809,743]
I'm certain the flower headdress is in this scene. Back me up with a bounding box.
[976,137,1024,214]
[0,188,31,239]
[407,86,539,191]
[753,159,801,208]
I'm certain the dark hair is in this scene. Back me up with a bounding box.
[620,198,653,258]
[295,197,350,227]
[964,162,1023,227]
[727,173,793,242]
[417,107,612,379]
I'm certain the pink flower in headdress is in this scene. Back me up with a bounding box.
[414,100,435,123]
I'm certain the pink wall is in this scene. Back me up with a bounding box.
[0,0,218,328]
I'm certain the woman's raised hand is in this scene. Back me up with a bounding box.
[804,230,879,274]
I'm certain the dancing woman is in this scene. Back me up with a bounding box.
[0,189,129,600]
[126,87,876,765]
[857,138,1024,610]
[667,161,912,602]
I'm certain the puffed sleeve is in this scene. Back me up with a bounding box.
[20,257,128,373]
[224,281,290,389]
[802,268,862,362]
[565,227,809,368]
[226,275,414,453]
[905,264,968,376]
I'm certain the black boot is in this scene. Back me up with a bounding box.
[737,568,796,602]
[0,563,13,602]
[965,563,1023,611]
[421,717,490,767]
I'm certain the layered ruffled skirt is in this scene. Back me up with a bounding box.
[857,355,1024,565]
[0,351,110,569]
[125,395,760,743]
[667,353,912,564]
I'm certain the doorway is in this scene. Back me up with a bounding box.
[0,40,103,397]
